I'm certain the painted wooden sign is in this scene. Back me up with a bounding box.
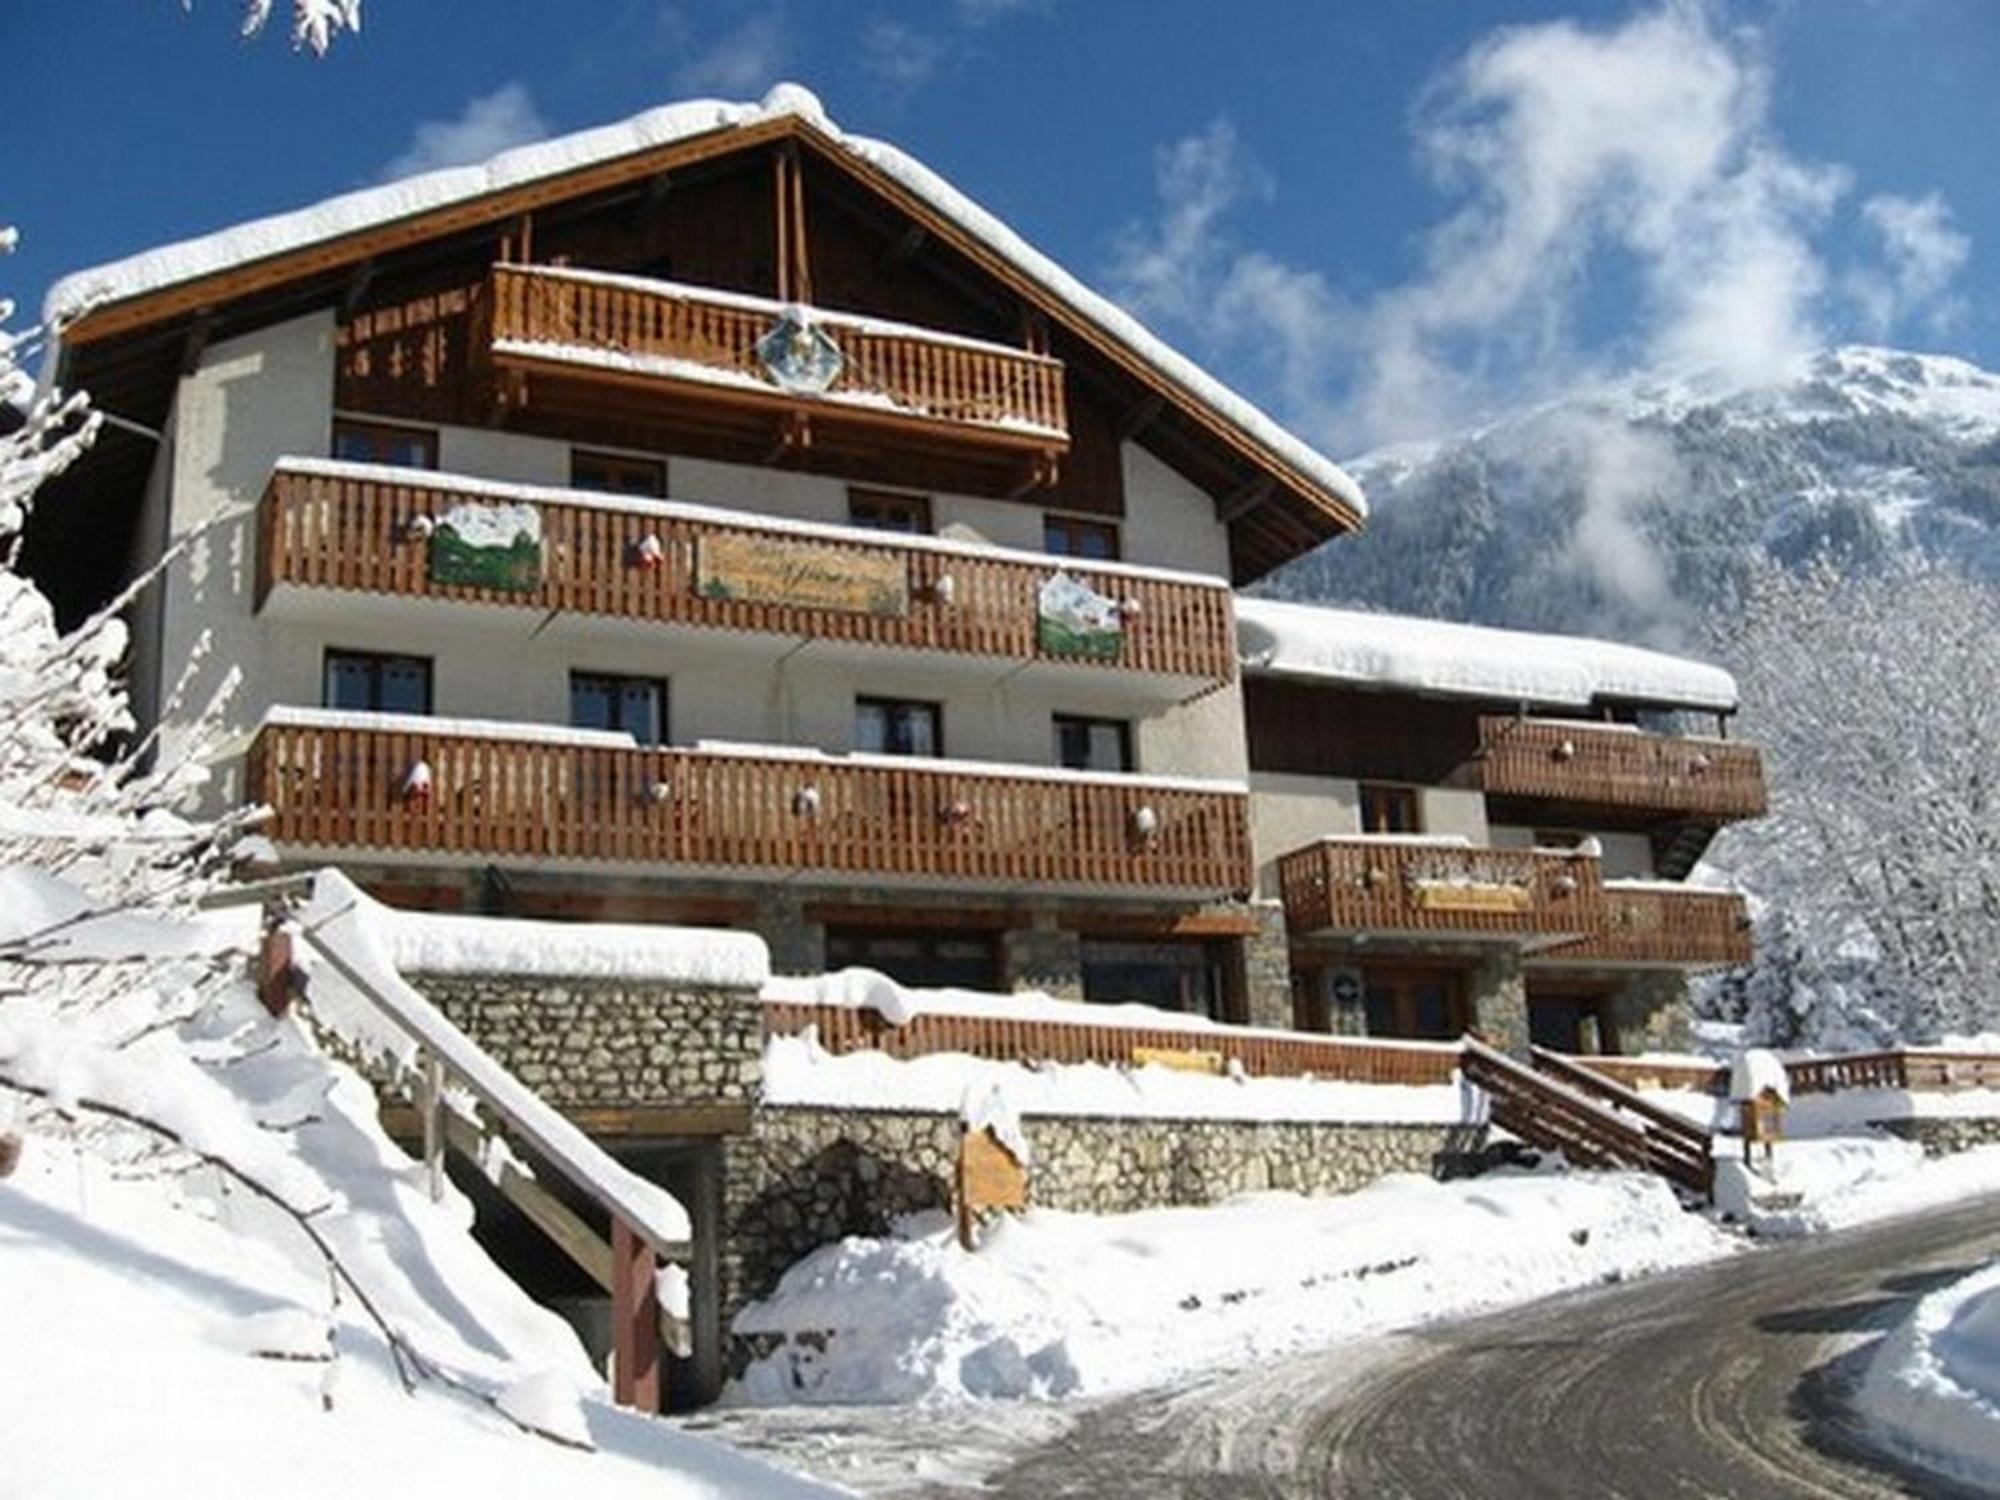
[429,501,543,591]
[696,531,909,617]
[1412,881,1534,914]
[955,1125,1028,1250]
[1132,1045,1226,1076]
[1037,571,1123,659]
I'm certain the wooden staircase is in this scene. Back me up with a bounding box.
[1460,1039,1716,1197]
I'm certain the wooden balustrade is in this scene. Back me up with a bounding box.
[762,1000,1463,1085]
[1545,884,1752,969]
[1277,837,1605,940]
[256,463,1235,689]
[487,264,1069,447]
[1472,716,1767,821]
[249,715,1252,895]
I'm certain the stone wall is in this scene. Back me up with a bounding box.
[718,1105,1472,1320]
[407,974,764,1108]
[1874,1116,2000,1157]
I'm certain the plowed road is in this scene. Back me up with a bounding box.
[979,1196,2000,1498]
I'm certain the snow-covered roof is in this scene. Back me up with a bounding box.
[1235,597,1739,712]
[47,84,1363,524]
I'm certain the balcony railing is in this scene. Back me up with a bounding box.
[1543,883,1752,969]
[485,263,1069,450]
[255,461,1236,689]
[1276,836,1605,941]
[1471,716,1767,821]
[248,711,1252,896]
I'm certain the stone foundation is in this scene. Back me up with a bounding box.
[407,973,763,1107]
[718,1105,1471,1320]
[1874,1116,2000,1157]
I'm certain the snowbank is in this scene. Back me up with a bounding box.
[1235,596,1738,711]
[1712,1136,2000,1236]
[761,1031,1470,1126]
[1859,1259,2000,1490]
[730,1170,1737,1404]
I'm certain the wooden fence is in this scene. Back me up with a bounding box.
[1277,837,1605,940]
[762,1000,1463,1085]
[1471,716,1766,820]
[489,264,1069,443]
[249,716,1253,895]
[256,463,1235,688]
[1546,884,1753,968]
[1578,1049,2000,1098]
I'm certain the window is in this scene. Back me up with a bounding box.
[1044,513,1120,560]
[1359,782,1421,835]
[322,650,432,714]
[1053,714,1132,773]
[825,928,1000,990]
[847,488,932,534]
[570,672,667,746]
[854,696,942,757]
[332,418,437,470]
[571,449,666,498]
[1081,937,1231,1022]
[1361,967,1470,1042]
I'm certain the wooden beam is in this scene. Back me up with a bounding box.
[1216,475,1274,524]
[178,315,215,377]
[611,1219,662,1412]
[339,258,377,318]
[877,222,927,272]
[561,1103,753,1138]
[1117,391,1166,441]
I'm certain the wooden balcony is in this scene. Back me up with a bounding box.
[1542,883,1752,969]
[1471,716,1767,822]
[1276,837,1605,942]
[484,263,1068,461]
[247,712,1252,897]
[254,461,1236,692]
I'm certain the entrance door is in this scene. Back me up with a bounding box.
[1361,966,1470,1041]
[1526,980,1620,1054]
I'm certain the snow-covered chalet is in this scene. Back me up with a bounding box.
[33,85,1763,1056]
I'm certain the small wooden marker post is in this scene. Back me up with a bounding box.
[0,1132,20,1179]
[610,1218,661,1412]
[955,1125,1028,1251]
[1740,1089,1786,1168]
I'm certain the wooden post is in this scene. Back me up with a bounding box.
[611,1218,661,1413]
[256,924,295,1018]
[420,1054,446,1203]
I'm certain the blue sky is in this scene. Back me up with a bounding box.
[8,1,1996,456]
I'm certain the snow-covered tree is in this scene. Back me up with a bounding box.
[1709,561,2000,1046]
[181,0,361,55]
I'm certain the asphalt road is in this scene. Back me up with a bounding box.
[982,1197,2000,1499]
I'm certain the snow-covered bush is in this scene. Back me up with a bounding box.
[1709,561,2000,1046]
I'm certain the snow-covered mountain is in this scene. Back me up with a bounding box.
[1263,346,2000,648]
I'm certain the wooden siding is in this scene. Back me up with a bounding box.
[486,264,1069,451]
[255,463,1235,687]
[1277,837,1606,940]
[762,1001,1462,1085]
[248,718,1252,895]
[1473,716,1767,821]
[1542,885,1752,969]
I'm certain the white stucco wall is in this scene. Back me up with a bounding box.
[161,309,336,803]
[1247,771,1361,897]
[155,335,1250,808]
[1490,824,1656,878]
[1419,787,1489,843]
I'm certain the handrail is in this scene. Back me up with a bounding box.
[1528,1045,1712,1150]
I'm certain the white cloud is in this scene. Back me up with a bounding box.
[380,83,548,181]
[860,19,945,95]
[1851,191,1971,335]
[668,10,790,97]
[1106,2,1974,461]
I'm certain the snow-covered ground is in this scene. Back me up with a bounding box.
[1714,1135,2000,1237]
[1,1133,841,1499]
[730,1168,1738,1405]
[1859,1258,2000,1490]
